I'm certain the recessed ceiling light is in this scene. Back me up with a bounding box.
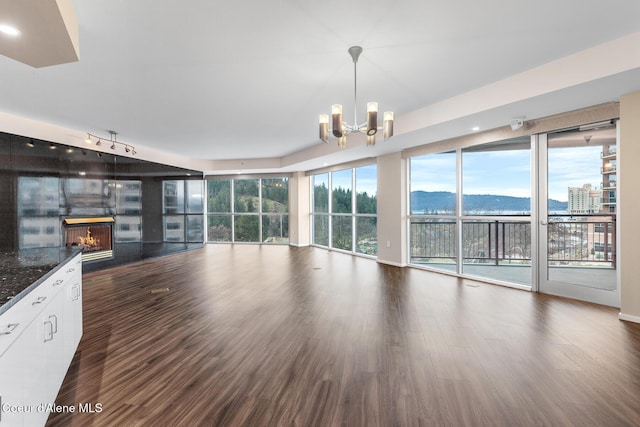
[0,24,20,37]
[472,126,480,132]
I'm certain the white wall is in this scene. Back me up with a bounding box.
[619,91,640,323]
[288,171,310,247]
[376,152,407,266]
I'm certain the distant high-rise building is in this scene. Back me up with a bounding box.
[568,184,601,215]
[601,144,617,214]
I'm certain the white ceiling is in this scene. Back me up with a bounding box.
[0,0,639,174]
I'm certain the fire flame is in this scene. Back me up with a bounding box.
[78,227,100,247]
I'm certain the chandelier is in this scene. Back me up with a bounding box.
[319,46,394,147]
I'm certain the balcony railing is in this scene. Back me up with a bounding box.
[547,215,615,266]
[601,148,617,158]
[410,215,616,268]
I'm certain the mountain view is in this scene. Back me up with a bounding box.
[410,191,567,214]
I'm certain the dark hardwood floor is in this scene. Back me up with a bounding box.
[47,245,640,426]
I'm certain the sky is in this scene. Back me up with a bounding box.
[315,164,378,196]
[314,142,606,205]
[409,145,604,202]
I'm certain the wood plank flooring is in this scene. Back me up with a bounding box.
[46,245,640,426]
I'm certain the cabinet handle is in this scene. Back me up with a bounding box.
[49,314,58,334]
[53,279,64,286]
[1,323,19,335]
[32,296,47,306]
[44,320,54,342]
[72,284,81,301]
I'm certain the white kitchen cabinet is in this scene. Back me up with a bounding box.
[0,251,82,427]
[0,320,26,426]
[64,255,83,358]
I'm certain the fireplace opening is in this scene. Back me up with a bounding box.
[63,217,114,262]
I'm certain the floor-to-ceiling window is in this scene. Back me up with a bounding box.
[261,178,289,243]
[311,164,377,256]
[206,177,289,244]
[355,164,377,255]
[312,173,329,246]
[163,180,204,243]
[461,139,531,285]
[409,137,532,286]
[409,151,457,272]
[234,179,260,242]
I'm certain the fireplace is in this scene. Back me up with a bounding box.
[63,217,114,261]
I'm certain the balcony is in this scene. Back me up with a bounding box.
[410,216,616,270]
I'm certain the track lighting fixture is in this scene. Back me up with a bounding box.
[84,131,136,155]
[319,46,394,147]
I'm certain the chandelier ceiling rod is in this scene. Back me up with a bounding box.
[350,46,362,130]
[319,46,394,148]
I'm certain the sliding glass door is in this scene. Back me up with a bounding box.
[537,124,619,306]
[409,122,619,307]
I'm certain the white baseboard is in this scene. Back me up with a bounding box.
[376,259,407,268]
[619,312,640,324]
[288,242,310,248]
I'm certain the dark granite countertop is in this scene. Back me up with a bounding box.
[0,246,83,315]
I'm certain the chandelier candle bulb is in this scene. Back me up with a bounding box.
[366,102,378,135]
[331,104,343,137]
[383,111,394,140]
[319,115,329,142]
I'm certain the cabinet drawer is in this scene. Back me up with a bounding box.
[0,299,30,356]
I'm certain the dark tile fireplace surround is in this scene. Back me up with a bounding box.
[0,132,204,272]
